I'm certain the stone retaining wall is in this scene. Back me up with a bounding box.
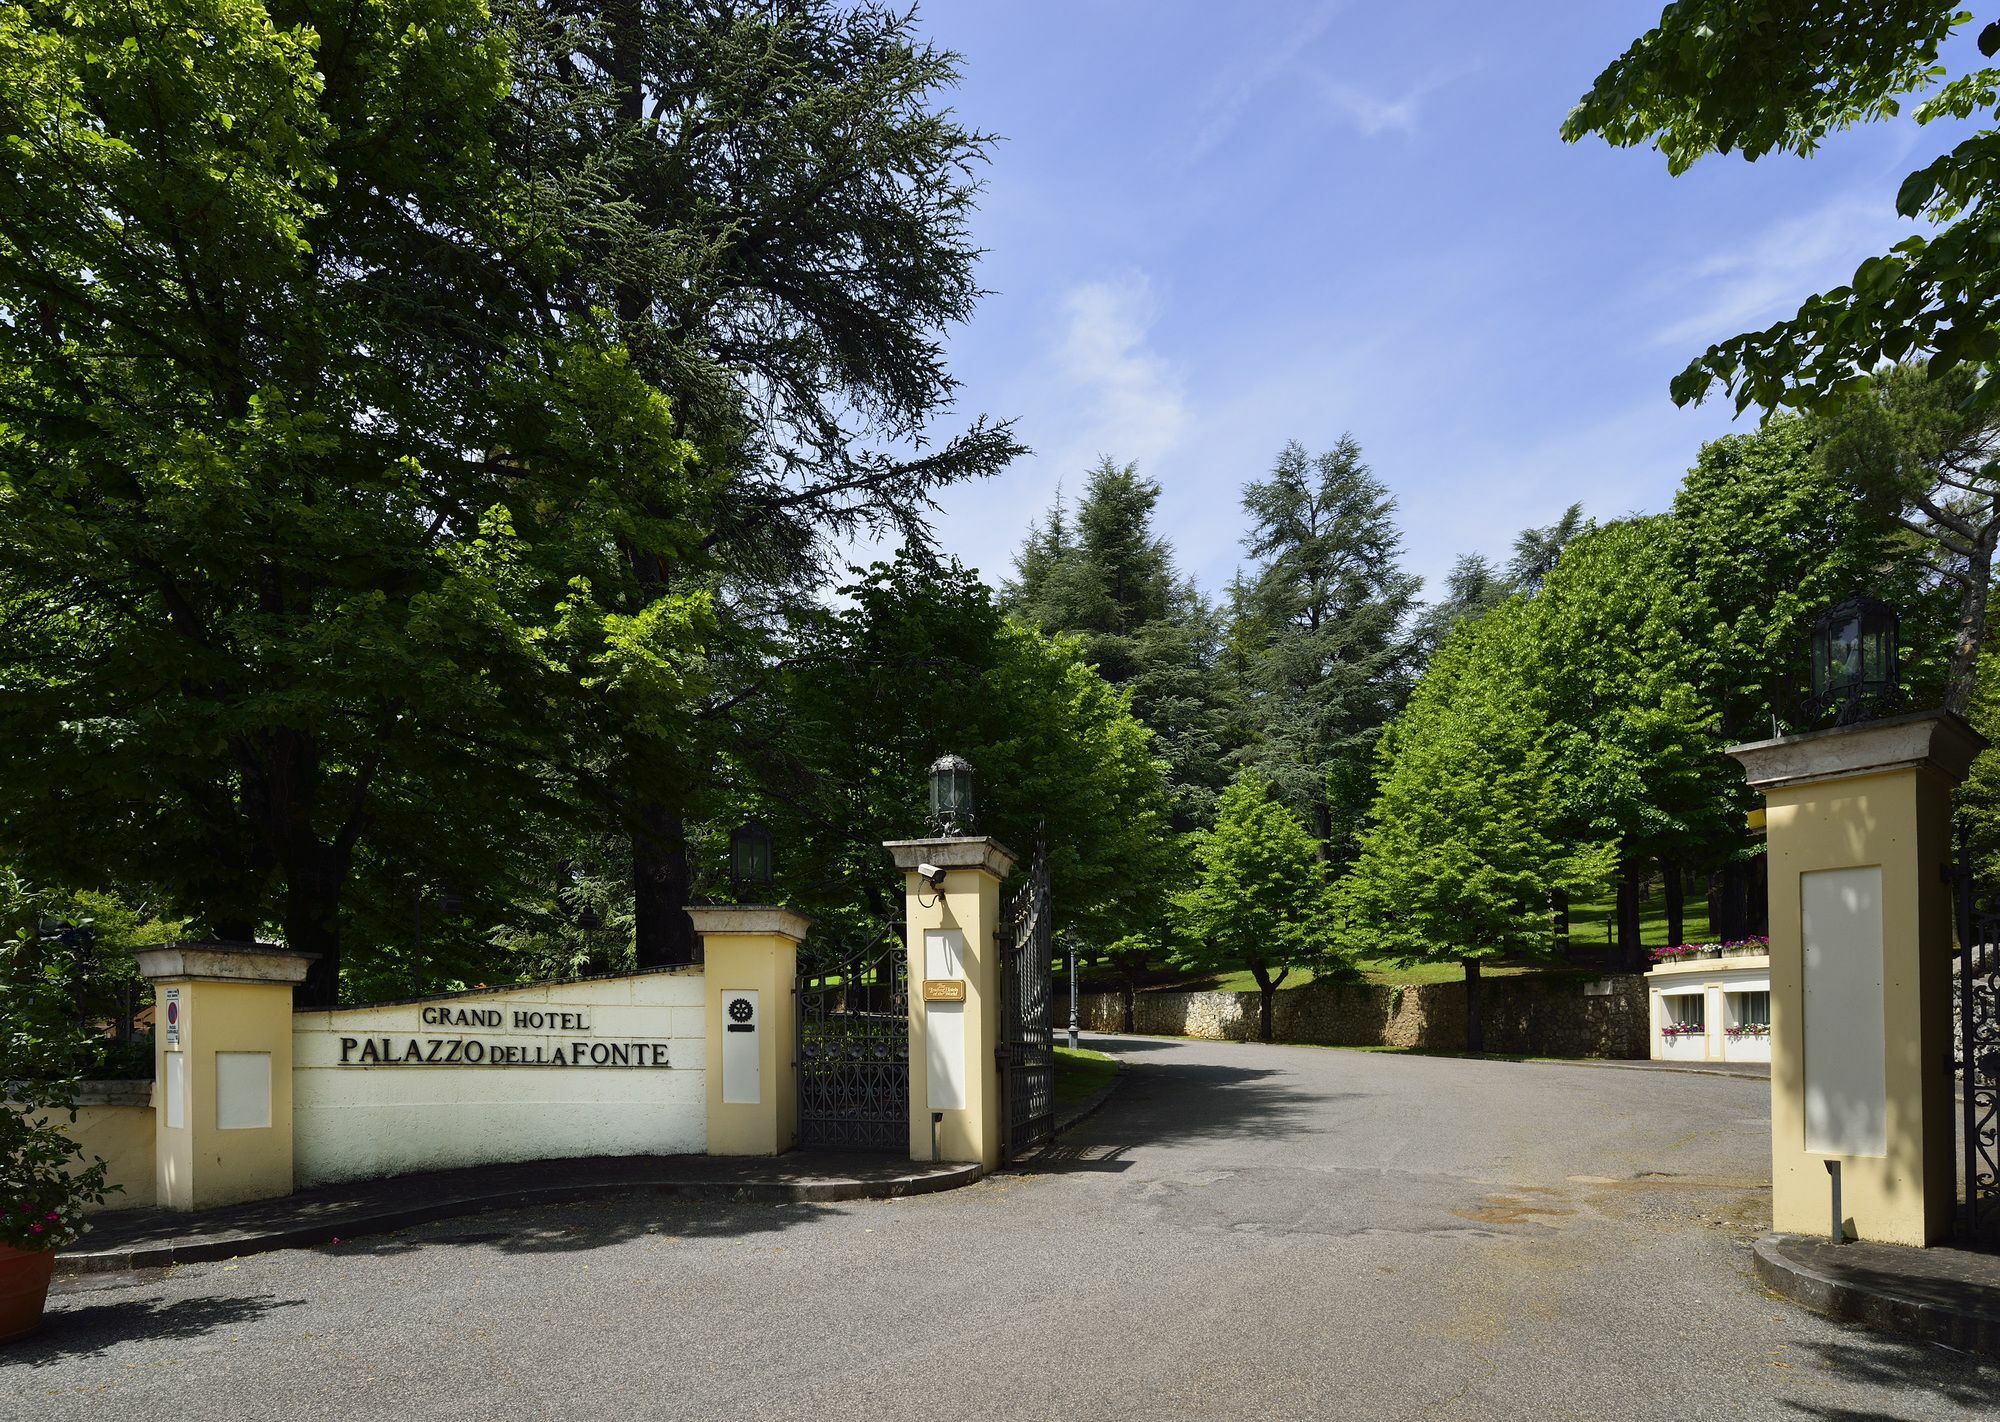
[1078,973,1648,1058]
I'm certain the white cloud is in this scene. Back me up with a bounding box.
[1049,275,1191,471]
[1306,70,1458,138]
[1652,192,1913,349]
[1188,1,1347,161]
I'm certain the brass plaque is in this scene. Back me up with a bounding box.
[922,978,967,1003]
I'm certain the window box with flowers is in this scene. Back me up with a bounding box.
[1659,1023,1706,1040]
[1724,1023,1771,1040]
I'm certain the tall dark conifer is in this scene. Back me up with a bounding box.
[1233,437,1420,864]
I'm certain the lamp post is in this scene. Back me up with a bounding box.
[1807,595,1900,725]
[927,754,976,836]
[1067,936,1079,1051]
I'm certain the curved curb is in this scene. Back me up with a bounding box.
[57,1163,981,1277]
[1752,1234,2000,1353]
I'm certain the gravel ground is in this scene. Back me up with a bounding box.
[6,1035,1995,1420]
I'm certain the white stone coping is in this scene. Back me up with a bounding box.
[134,940,318,984]
[684,905,811,943]
[883,836,1020,880]
[1726,711,1987,791]
[1648,953,1772,980]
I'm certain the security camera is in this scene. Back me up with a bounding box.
[916,862,947,889]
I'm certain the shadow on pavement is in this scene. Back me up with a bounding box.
[322,1194,840,1261]
[1015,1056,1339,1176]
[14,1291,305,1366]
[1777,1327,1998,1418]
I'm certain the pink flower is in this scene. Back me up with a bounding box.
[44,1211,57,1221]
[28,1223,42,1235]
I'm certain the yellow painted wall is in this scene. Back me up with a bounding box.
[43,1093,155,1212]
[702,935,799,1156]
[903,865,1005,1171]
[1764,766,1957,1244]
[156,980,296,1212]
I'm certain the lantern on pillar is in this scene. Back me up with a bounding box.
[927,754,976,836]
[729,820,775,895]
[1808,595,1900,725]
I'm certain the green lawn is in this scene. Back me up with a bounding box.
[1053,1045,1118,1106]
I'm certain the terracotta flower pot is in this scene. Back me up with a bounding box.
[0,1242,57,1344]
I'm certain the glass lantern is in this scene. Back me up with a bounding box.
[1808,595,1899,725]
[928,754,976,836]
[729,820,775,895]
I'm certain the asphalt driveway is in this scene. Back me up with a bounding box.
[8,1036,1994,1420]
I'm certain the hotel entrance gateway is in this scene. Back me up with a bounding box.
[86,821,1057,1218]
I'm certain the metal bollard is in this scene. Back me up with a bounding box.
[931,1110,942,1164]
[1825,1159,1844,1244]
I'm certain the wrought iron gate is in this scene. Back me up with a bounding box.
[796,924,909,1152]
[998,841,1055,1161]
[1955,844,2000,1246]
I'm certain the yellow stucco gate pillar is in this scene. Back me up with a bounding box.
[1727,712,1985,1245]
[133,941,317,1212]
[688,906,806,1156]
[885,836,1018,1171]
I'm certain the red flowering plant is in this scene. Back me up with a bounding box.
[1659,1023,1705,1038]
[3,884,116,1250]
[1650,943,1705,963]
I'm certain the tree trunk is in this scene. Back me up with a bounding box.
[1661,858,1684,950]
[1616,851,1646,972]
[1551,887,1570,958]
[1748,851,1769,939]
[1249,964,1278,1043]
[1945,522,1997,714]
[1463,958,1484,1055]
[633,805,698,968]
[1121,971,1136,1034]
[1715,860,1749,943]
[287,844,349,1007]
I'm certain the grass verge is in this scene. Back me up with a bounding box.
[1053,1045,1118,1107]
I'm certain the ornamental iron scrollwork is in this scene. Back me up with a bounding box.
[998,838,1055,1162]
[1952,843,2000,1249]
[796,922,909,1153]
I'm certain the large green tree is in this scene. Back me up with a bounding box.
[530,0,1024,967]
[0,0,714,1000]
[1170,771,1336,1043]
[1232,437,1420,863]
[1528,518,1734,964]
[1340,601,1614,1051]
[731,554,1175,959]
[1006,459,1237,829]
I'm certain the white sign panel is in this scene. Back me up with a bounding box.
[216,1051,273,1130]
[721,990,760,1105]
[1802,866,1887,1157]
[925,930,967,1111]
[161,986,182,1047]
[164,1050,187,1130]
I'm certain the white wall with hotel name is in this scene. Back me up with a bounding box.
[293,969,706,1185]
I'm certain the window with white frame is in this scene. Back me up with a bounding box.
[1664,995,1705,1030]
[1730,990,1770,1028]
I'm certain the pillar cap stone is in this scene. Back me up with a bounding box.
[883,836,1019,880]
[1725,709,1988,792]
[133,940,318,984]
[685,905,811,944]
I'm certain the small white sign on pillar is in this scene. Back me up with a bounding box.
[721,990,760,1105]
[925,930,967,1111]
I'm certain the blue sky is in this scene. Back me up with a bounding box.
[895,0,1963,603]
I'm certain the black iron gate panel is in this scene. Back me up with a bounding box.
[998,841,1054,1161]
[796,926,908,1152]
[1956,844,2000,1246]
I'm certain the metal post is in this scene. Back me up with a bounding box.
[1067,939,1079,1051]
[1825,1159,1843,1244]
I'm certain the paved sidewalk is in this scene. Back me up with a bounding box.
[61,1152,977,1275]
[1754,1232,2000,1352]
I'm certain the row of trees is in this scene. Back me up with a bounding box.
[0,0,1041,1004]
